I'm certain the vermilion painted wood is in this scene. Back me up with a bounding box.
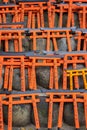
[46,92,87,129]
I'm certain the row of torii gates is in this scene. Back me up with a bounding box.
[0,0,87,130]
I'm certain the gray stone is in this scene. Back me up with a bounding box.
[64,103,85,126]
[36,67,62,89]
[36,39,47,51]
[3,104,31,127]
[29,38,53,51]
[31,96,59,127]
[7,14,13,23]
[68,64,84,70]
[0,68,4,90]
[57,37,77,51]
[9,40,14,52]
[12,69,29,90]
[62,13,79,27]
[22,38,30,51]
[36,67,50,89]
[8,38,30,52]
[74,13,79,27]
[74,13,79,28]
[62,13,68,27]
[44,11,48,27]
[0,77,3,90]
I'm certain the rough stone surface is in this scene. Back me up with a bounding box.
[68,64,84,70]
[62,13,79,27]
[57,37,77,51]
[36,67,62,89]
[12,69,29,90]
[3,104,31,127]
[36,39,48,51]
[62,13,68,27]
[6,14,13,23]
[8,38,30,52]
[31,96,59,127]
[74,13,79,27]
[0,77,3,90]
[64,103,85,126]
[29,38,53,51]
[44,11,48,27]
[0,68,4,90]
[36,67,50,88]
[22,38,30,51]
[9,40,14,52]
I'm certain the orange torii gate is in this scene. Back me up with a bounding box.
[0,51,87,91]
[0,90,40,130]
[51,1,87,28]
[0,27,74,52]
[73,28,87,51]
[28,27,74,51]
[1,0,87,28]
[0,0,53,28]
[0,51,62,91]
[0,3,21,24]
[46,90,87,130]
[0,29,25,52]
[0,22,24,28]
[0,89,87,130]
[1,28,87,52]
[17,0,52,28]
[28,27,87,51]
[0,93,5,130]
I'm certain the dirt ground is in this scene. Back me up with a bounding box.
[4,123,86,130]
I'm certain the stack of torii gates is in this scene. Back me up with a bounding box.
[0,0,87,130]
